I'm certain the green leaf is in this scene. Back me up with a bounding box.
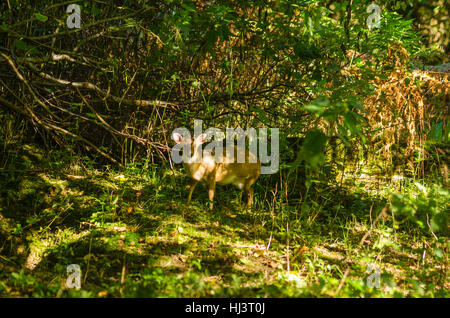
[427,121,443,142]
[298,129,327,169]
[322,108,340,122]
[343,112,362,137]
[303,96,329,115]
[348,99,365,113]
[181,3,196,12]
[13,39,28,51]
[253,106,270,124]
[206,29,218,47]
[86,113,97,120]
[430,212,447,233]
[336,130,351,147]
[433,247,443,260]
[34,13,48,22]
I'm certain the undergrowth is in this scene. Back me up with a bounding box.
[0,145,447,298]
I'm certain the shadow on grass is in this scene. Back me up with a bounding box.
[2,146,411,297]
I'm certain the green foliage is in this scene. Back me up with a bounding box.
[391,183,449,235]
[0,0,448,299]
[34,13,48,22]
[292,95,365,173]
[297,129,327,170]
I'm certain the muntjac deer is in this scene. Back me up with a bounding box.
[172,132,260,210]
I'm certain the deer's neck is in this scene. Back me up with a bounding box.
[182,145,203,178]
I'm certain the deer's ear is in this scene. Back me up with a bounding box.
[172,132,184,144]
[196,133,207,144]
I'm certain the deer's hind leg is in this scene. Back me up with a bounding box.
[243,178,257,208]
[207,178,216,210]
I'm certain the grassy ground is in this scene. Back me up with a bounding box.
[0,144,448,297]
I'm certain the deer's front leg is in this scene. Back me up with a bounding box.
[187,179,199,204]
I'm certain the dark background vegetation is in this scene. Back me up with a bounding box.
[0,0,448,297]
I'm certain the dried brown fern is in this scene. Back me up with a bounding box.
[365,43,449,175]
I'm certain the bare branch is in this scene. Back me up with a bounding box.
[27,63,178,109]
